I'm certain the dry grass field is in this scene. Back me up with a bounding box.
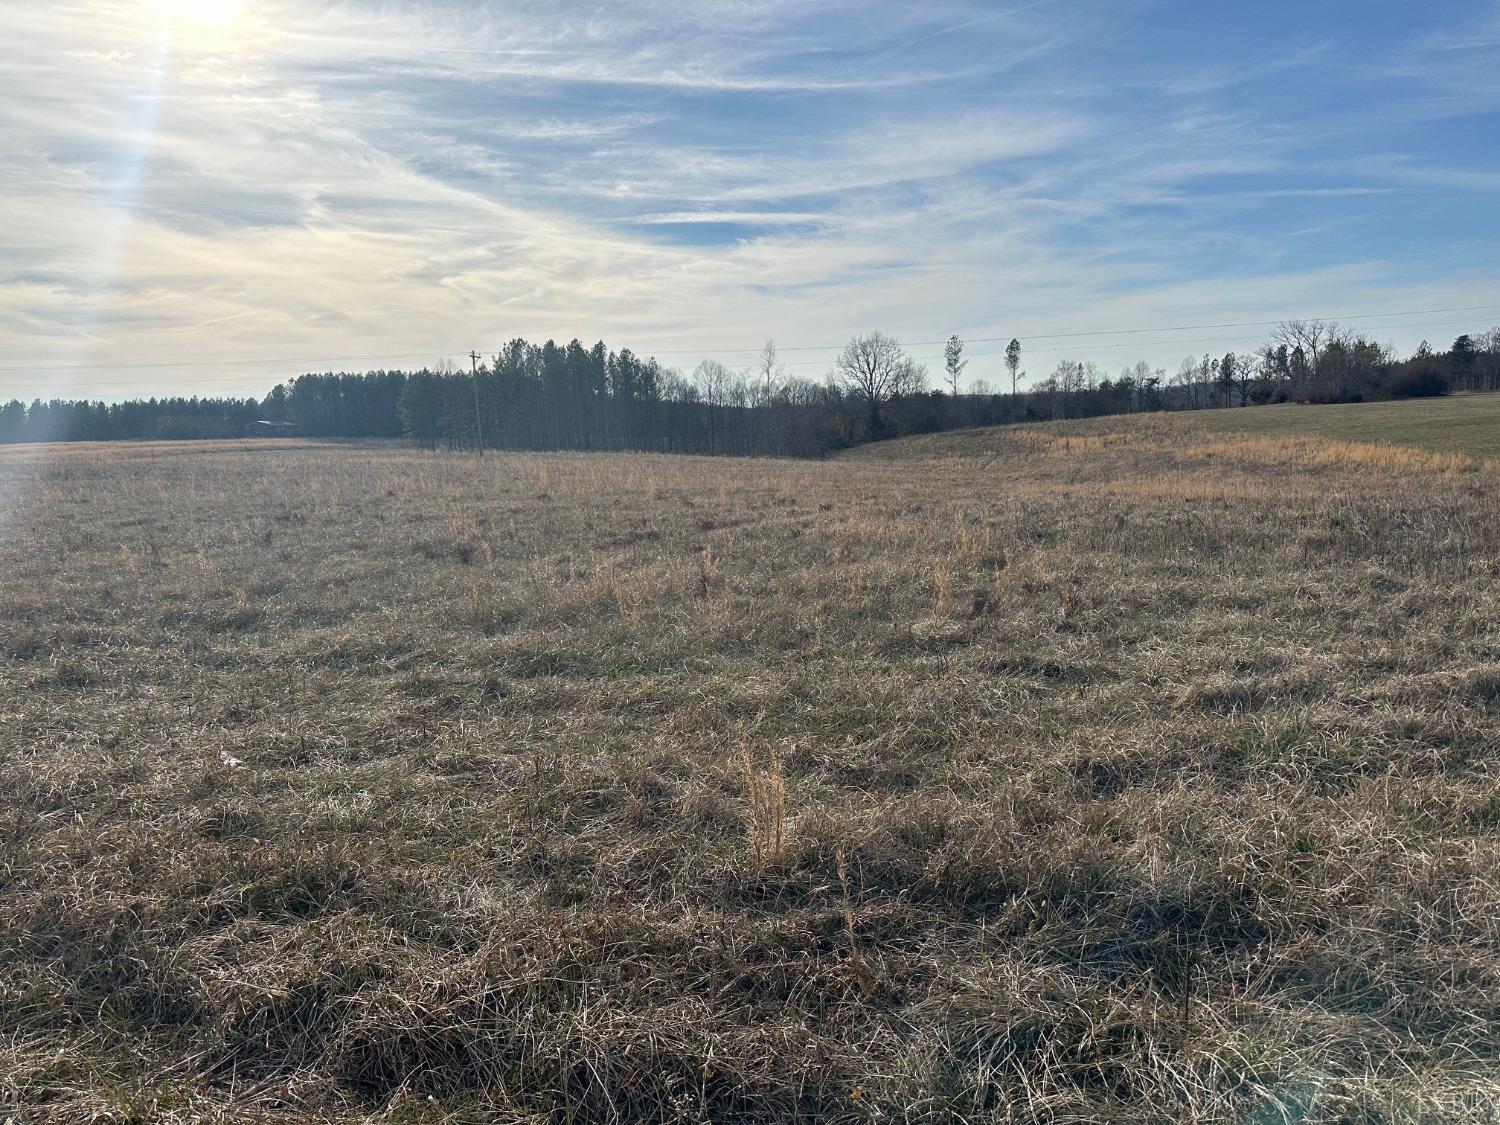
[3,415,1500,1123]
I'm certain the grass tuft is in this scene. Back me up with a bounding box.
[740,743,788,870]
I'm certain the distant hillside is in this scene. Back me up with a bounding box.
[845,393,1500,465]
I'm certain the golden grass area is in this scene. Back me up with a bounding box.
[3,422,1500,1122]
[1180,435,1481,475]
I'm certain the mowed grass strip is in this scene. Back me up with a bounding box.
[1192,392,1500,460]
[1,424,1499,1123]
[849,391,1500,466]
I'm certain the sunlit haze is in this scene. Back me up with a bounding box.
[154,0,246,27]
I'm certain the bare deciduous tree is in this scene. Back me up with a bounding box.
[833,332,925,436]
[1274,320,1337,366]
[1229,353,1256,406]
[692,359,736,407]
[1273,320,1346,400]
[1173,356,1200,410]
[756,340,785,407]
[1477,326,1500,391]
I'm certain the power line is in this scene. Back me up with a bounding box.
[1,302,1495,376]
[650,304,1500,355]
[0,350,463,375]
[0,306,1493,393]
[773,315,1491,368]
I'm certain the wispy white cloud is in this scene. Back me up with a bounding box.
[0,0,1495,400]
[627,211,829,226]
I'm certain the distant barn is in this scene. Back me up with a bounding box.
[248,420,298,436]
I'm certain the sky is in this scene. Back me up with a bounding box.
[1,0,1497,400]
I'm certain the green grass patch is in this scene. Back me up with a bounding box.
[1191,393,1500,460]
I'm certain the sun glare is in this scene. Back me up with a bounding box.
[154,0,246,26]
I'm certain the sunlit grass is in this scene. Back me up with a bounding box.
[3,425,1500,1120]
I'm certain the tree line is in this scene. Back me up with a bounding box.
[2,324,1495,451]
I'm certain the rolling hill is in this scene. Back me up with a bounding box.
[847,392,1500,466]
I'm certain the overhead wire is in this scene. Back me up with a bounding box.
[0,305,1494,393]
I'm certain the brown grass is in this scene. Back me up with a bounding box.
[1181,434,1481,474]
[2,420,1500,1122]
[739,743,787,869]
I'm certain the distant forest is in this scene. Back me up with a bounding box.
[2,323,1496,454]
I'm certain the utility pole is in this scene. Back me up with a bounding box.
[469,350,484,458]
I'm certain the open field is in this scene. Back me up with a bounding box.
[3,422,1500,1123]
[854,393,1500,467]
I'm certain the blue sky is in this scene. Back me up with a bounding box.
[1,0,1497,398]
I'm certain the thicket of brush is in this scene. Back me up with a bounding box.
[2,415,1498,1122]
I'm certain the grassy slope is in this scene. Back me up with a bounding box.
[849,392,1500,464]
[1193,393,1500,459]
[2,433,1499,1123]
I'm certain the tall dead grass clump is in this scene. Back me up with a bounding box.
[698,545,723,598]
[836,847,878,1001]
[846,564,872,600]
[448,513,490,564]
[564,553,634,614]
[955,523,991,562]
[740,743,787,868]
[832,514,899,546]
[195,544,220,578]
[933,565,954,616]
